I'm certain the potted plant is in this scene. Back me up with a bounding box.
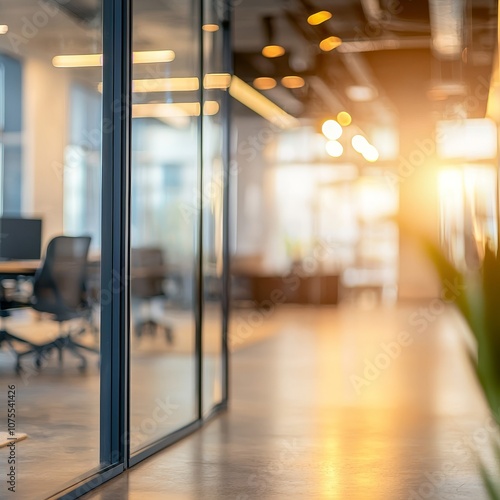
[428,242,500,497]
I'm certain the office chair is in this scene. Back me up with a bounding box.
[131,247,173,344]
[16,236,98,372]
[0,305,36,352]
[0,279,40,354]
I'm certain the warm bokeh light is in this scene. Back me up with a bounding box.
[132,77,199,92]
[356,178,398,221]
[319,36,342,52]
[351,135,369,153]
[52,53,102,67]
[202,24,219,32]
[133,102,200,118]
[346,85,377,102]
[437,118,497,160]
[132,101,220,118]
[203,101,220,115]
[281,76,305,89]
[229,76,299,129]
[204,73,232,89]
[132,50,176,64]
[337,111,352,126]
[325,140,343,157]
[362,145,380,162]
[322,120,343,140]
[307,11,332,25]
[262,45,286,58]
[0,25,8,35]
[53,50,176,68]
[253,77,277,90]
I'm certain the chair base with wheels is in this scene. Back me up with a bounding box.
[16,326,99,373]
[14,236,99,372]
[0,305,38,355]
[0,329,34,350]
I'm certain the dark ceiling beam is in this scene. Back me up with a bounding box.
[284,4,398,123]
[359,0,430,33]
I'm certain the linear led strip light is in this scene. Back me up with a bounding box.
[132,73,232,92]
[132,101,220,118]
[52,50,176,67]
[131,77,298,128]
[96,74,233,93]
[229,76,298,129]
[133,77,199,93]
[55,50,296,127]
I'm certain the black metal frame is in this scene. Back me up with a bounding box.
[99,0,132,470]
[51,0,231,498]
[221,0,232,406]
[197,0,205,424]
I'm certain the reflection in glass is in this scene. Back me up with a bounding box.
[202,0,225,413]
[130,0,200,453]
[0,1,102,497]
[439,165,498,269]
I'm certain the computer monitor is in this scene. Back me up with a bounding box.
[0,217,42,260]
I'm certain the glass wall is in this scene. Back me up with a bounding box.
[0,0,103,498]
[201,0,226,414]
[0,0,229,497]
[129,0,201,453]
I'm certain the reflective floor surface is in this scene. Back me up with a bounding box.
[0,306,221,499]
[83,303,492,499]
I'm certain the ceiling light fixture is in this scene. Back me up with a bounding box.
[307,11,332,26]
[99,74,231,94]
[52,50,175,68]
[319,36,342,52]
[362,145,379,162]
[326,140,343,157]
[322,119,342,140]
[132,100,220,118]
[133,102,201,118]
[132,50,176,64]
[345,85,378,102]
[337,111,352,126]
[351,135,369,153]
[132,77,199,92]
[52,54,102,67]
[262,45,285,58]
[281,76,305,89]
[203,101,220,115]
[204,73,232,89]
[229,76,298,129]
[261,16,285,58]
[202,24,219,32]
[253,77,277,90]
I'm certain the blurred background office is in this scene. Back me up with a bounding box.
[0,0,499,499]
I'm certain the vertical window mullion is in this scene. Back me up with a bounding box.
[100,0,132,468]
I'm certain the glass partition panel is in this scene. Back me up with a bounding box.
[0,1,102,497]
[130,0,200,453]
[202,0,225,414]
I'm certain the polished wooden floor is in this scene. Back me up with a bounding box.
[0,305,222,499]
[82,304,492,500]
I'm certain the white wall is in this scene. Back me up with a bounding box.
[22,57,69,249]
[232,115,274,257]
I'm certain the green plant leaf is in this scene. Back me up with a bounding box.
[480,461,500,500]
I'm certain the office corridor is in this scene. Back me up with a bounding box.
[85,304,490,499]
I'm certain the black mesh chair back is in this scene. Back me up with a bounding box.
[131,247,166,299]
[31,236,91,321]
